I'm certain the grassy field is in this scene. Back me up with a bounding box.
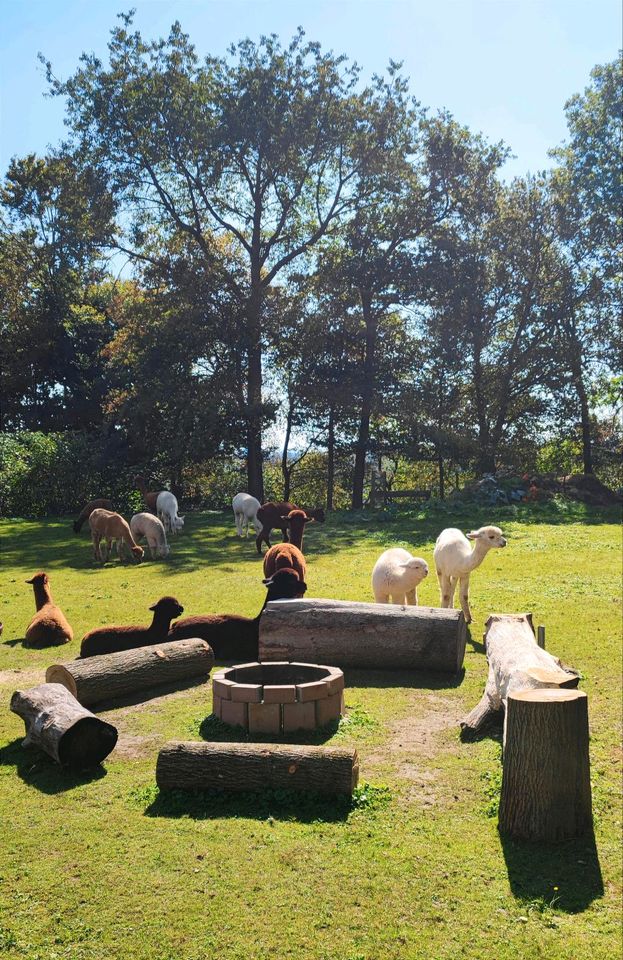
[0,502,621,960]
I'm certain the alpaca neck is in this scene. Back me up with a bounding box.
[465,540,491,572]
[289,526,305,551]
[33,583,52,610]
[150,610,174,634]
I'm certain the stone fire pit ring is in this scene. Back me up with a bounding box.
[212,661,345,735]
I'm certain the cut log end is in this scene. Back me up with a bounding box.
[45,665,78,698]
[58,717,118,767]
[511,687,586,704]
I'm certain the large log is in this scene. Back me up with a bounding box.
[10,682,118,767]
[258,599,466,673]
[156,741,359,795]
[46,637,214,708]
[498,688,593,841]
[460,613,579,738]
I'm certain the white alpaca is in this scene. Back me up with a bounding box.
[156,491,184,535]
[130,512,170,559]
[371,548,429,605]
[433,525,507,623]
[232,492,262,538]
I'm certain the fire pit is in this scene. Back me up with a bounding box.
[212,661,345,735]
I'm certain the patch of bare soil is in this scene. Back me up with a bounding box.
[112,733,163,761]
[0,667,45,688]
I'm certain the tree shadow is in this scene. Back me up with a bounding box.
[90,675,209,712]
[197,713,339,746]
[344,666,466,690]
[499,829,604,913]
[0,737,108,793]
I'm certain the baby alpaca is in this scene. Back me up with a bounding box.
[433,525,507,623]
[372,548,429,605]
[25,572,73,647]
[130,512,170,559]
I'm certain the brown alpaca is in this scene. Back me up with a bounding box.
[89,508,144,563]
[262,541,307,582]
[73,498,114,533]
[24,572,73,648]
[134,475,161,513]
[255,501,325,554]
[80,596,184,657]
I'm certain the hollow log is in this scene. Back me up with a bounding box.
[259,599,466,673]
[46,638,214,708]
[460,613,579,739]
[156,741,359,795]
[498,688,593,841]
[10,682,118,767]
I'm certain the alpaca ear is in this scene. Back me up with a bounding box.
[262,576,274,585]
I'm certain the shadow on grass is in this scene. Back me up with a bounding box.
[91,675,208,713]
[145,785,355,823]
[344,666,466,690]
[0,737,108,793]
[197,713,339,746]
[500,829,604,913]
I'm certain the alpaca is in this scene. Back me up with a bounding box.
[262,539,307,582]
[232,492,262,538]
[89,509,144,563]
[134,475,160,513]
[130,512,170,559]
[255,501,325,554]
[371,548,429,605]
[72,498,114,533]
[168,569,307,661]
[24,572,73,647]
[433,526,507,623]
[156,491,184,535]
[79,596,184,657]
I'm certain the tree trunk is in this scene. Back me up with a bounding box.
[10,682,118,768]
[574,368,594,475]
[46,638,215,708]
[438,450,445,500]
[460,613,579,739]
[351,291,376,509]
[246,276,265,502]
[281,398,294,501]
[156,741,359,795]
[259,599,467,673]
[327,404,335,511]
[498,688,593,842]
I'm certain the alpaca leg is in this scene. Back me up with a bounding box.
[459,575,472,623]
[406,588,418,605]
[448,577,458,608]
[439,574,452,607]
[391,593,407,606]
[373,587,389,603]
[92,533,101,562]
[148,538,157,560]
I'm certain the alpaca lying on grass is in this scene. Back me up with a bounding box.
[24,572,73,648]
[433,525,507,623]
[80,596,184,657]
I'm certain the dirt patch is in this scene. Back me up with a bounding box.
[0,667,46,688]
[112,733,163,761]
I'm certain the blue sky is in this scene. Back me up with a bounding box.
[1,0,620,178]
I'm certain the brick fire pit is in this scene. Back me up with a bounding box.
[212,661,345,735]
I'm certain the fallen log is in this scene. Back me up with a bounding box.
[460,613,579,739]
[156,741,359,795]
[259,599,466,673]
[498,688,593,841]
[10,682,118,767]
[46,638,214,708]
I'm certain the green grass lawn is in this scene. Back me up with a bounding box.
[0,503,621,960]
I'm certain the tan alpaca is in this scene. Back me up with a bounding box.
[89,509,144,563]
[25,572,73,647]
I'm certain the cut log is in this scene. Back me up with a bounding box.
[460,613,579,739]
[156,741,359,795]
[259,599,466,673]
[498,688,593,841]
[10,682,118,767]
[46,638,214,708]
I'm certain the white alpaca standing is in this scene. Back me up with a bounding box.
[232,492,262,538]
[433,525,507,623]
[371,547,429,605]
[130,512,170,559]
[156,491,184,535]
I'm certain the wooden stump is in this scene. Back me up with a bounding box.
[460,613,579,738]
[10,683,118,768]
[259,599,466,673]
[46,638,214,707]
[498,688,593,842]
[156,741,359,795]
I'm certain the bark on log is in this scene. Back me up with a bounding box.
[259,599,466,673]
[460,613,579,739]
[46,638,214,707]
[156,741,359,795]
[498,688,593,841]
[10,682,118,767]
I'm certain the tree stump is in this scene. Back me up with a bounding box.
[259,598,466,673]
[46,638,214,707]
[460,613,579,738]
[156,741,359,795]
[498,688,593,842]
[10,683,118,768]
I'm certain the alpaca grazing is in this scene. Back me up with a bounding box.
[156,491,184,535]
[168,569,307,661]
[433,525,507,623]
[79,596,184,657]
[24,572,73,648]
[255,501,325,554]
[371,548,429,605]
[130,512,170,559]
[134,475,160,513]
[89,508,144,563]
[72,498,114,533]
[232,492,262,538]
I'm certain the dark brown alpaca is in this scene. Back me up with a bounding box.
[79,596,184,657]
[134,475,160,513]
[73,498,114,533]
[255,501,325,554]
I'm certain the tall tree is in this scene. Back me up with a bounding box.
[45,17,379,498]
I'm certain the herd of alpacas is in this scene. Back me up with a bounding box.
[22,477,507,661]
